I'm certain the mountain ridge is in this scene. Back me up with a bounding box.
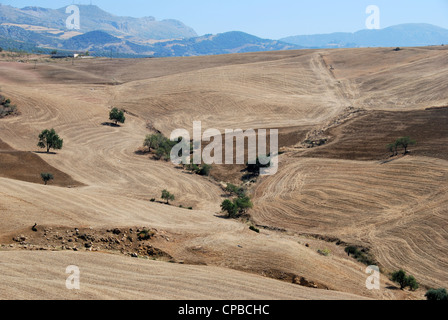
[281,23,448,48]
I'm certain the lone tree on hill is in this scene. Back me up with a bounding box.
[41,173,54,185]
[161,189,175,205]
[37,129,63,153]
[109,107,126,125]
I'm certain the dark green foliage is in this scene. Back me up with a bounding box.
[391,270,408,289]
[396,137,417,154]
[150,198,156,202]
[198,164,212,176]
[234,196,253,212]
[40,173,54,185]
[391,270,419,290]
[109,107,126,125]
[388,137,416,155]
[425,288,448,301]
[161,189,175,204]
[221,199,238,218]
[249,226,260,233]
[225,184,246,197]
[220,194,253,219]
[407,275,419,291]
[37,129,63,153]
[0,94,17,117]
[386,141,399,157]
[246,155,271,176]
[344,246,376,266]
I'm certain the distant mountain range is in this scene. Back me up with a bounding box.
[0,4,447,57]
[0,4,197,40]
[281,24,448,48]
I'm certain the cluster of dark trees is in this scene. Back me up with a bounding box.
[391,269,419,291]
[221,183,253,218]
[387,137,416,156]
[0,95,17,117]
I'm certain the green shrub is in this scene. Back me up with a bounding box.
[109,108,126,125]
[40,173,54,185]
[137,229,154,241]
[391,270,419,291]
[161,189,175,204]
[225,184,246,197]
[344,246,376,266]
[318,248,331,256]
[249,226,260,233]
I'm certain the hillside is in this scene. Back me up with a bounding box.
[0,46,447,300]
[0,4,197,40]
[281,23,448,48]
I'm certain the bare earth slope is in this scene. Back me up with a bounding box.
[0,46,447,300]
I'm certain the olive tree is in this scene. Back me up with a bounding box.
[37,129,63,153]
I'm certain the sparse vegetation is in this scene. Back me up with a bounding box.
[109,108,126,125]
[396,137,417,154]
[37,129,63,153]
[185,161,212,177]
[425,288,448,301]
[40,173,54,185]
[387,137,416,156]
[249,226,260,233]
[246,155,271,177]
[144,133,179,161]
[344,246,376,266]
[391,270,419,291]
[0,95,18,118]
[161,189,175,204]
[221,194,253,219]
[318,248,331,257]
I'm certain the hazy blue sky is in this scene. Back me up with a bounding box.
[2,0,448,39]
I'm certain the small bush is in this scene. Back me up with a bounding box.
[249,226,260,233]
[0,95,18,117]
[318,248,331,256]
[425,288,448,301]
[150,198,156,202]
[391,270,419,291]
[345,246,376,266]
[225,184,246,197]
[161,189,175,204]
[40,173,54,185]
[109,107,125,125]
